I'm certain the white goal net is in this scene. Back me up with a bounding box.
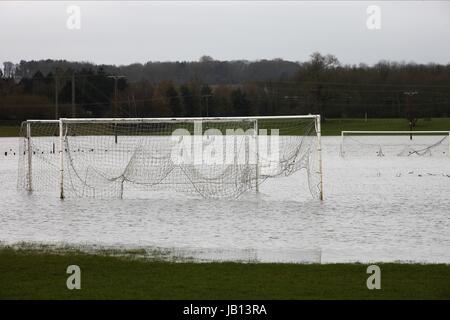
[340,131,450,158]
[18,116,323,200]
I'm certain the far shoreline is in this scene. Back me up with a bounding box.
[1,117,450,137]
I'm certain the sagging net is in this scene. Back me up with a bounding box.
[18,118,321,199]
[341,133,449,158]
[17,122,60,193]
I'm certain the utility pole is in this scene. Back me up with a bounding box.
[107,75,125,144]
[108,75,126,117]
[132,93,137,117]
[403,91,419,140]
[202,94,212,117]
[71,73,76,118]
[55,73,59,119]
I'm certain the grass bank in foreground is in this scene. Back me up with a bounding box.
[0,247,449,299]
[1,118,450,137]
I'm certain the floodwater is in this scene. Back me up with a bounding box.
[0,136,449,263]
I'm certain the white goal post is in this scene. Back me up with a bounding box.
[340,130,450,157]
[18,115,323,200]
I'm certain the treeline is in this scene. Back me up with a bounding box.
[1,53,450,122]
[2,56,299,84]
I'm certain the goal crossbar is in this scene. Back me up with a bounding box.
[24,115,319,124]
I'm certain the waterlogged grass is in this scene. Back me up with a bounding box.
[0,246,449,299]
[1,118,450,137]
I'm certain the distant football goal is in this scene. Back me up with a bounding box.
[18,116,323,200]
[340,131,450,157]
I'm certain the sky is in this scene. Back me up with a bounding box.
[0,1,449,66]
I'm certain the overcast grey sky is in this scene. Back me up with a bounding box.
[1,1,449,66]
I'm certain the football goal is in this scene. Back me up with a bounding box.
[18,116,323,200]
[340,130,450,157]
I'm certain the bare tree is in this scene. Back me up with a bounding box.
[3,62,15,78]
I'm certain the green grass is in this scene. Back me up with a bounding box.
[0,125,20,137]
[0,247,449,299]
[2,118,450,137]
